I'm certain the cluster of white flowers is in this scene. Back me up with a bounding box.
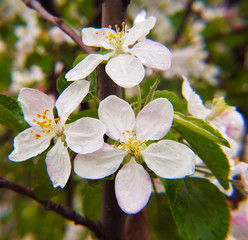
[9,65,45,94]
[9,16,197,214]
[182,76,247,195]
[164,43,220,85]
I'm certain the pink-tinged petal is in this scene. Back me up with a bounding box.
[135,98,174,141]
[82,27,116,50]
[98,95,135,142]
[182,76,211,119]
[74,143,126,179]
[64,117,106,154]
[143,140,195,179]
[220,110,245,141]
[55,80,90,125]
[45,138,71,188]
[129,39,171,70]
[18,88,55,126]
[65,53,112,81]
[115,158,152,214]
[106,54,145,88]
[8,127,54,162]
[123,16,156,48]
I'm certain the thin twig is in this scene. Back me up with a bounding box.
[173,0,194,44]
[0,177,103,238]
[22,0,95,53]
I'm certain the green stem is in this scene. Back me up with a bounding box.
[135,84,141,115]
[121,87,126,101]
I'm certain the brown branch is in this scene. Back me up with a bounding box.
[173,0,194,44]
[22,0,95,54]
[0,177,103,239]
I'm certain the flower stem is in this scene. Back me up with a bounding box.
[136,84,141,115]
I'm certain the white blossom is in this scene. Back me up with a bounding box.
[74,95,195,214]
[65,16,171,88]
[9,80,106,188]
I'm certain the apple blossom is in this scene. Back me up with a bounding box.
[74,95,195,214]
[228,199,248,240]
[182,76,248,196]
[182,76,245,159]
[65,16,171,88]
[8,80,106,188]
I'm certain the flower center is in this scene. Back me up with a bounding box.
[114,130,147,156]
[31,109,64,139]
[96,22,129,54]
[207,97,234,121]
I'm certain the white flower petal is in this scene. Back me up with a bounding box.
[106,54,145,88]
[64,117,105,154]
[143,140,195,179]
[182,76,211,119]
[129,39,171,70]
[74,144,126,179]
[98,95,135,141]
[115,158,152,214]
[219,110,245,141]
[135,98,174,141]
[45,138,71,188]
[18,88,55,126]
[123,16,156,48]
[55,80,90,124]
[8,127,54,162]
[82,27,116,50]
[65,53,112,81]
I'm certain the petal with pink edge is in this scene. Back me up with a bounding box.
[129,39,171,70]
[82,27,116,50]
[143,140,195,179]
[65,53,112,81]
[98,95,135,142]
[115,158,152,214]
[105,54,145,88]
[8,127,54,162]
[18,88,55,127]
[64,117,106,154]
[45,138,71,188]
[74,143,126,179]
[135,98,174,141]
[55,80,90,124]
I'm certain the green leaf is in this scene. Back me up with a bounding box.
[160,178,183,205]
[56,73,71,94]
[0,94,29,132]
[154,90,187,113]
[173,113,230,189]
[174,112,230,147]
[147,193,183,240]
[162,178,230,240]
[66,109,98,123]
[82,181,101,221]
[32,150,61,200]
[162,131,179,141]
[84,70,98,102]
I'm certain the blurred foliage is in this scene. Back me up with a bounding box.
[0,0,247,239]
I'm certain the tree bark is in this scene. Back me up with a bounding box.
[98,1,128,239]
